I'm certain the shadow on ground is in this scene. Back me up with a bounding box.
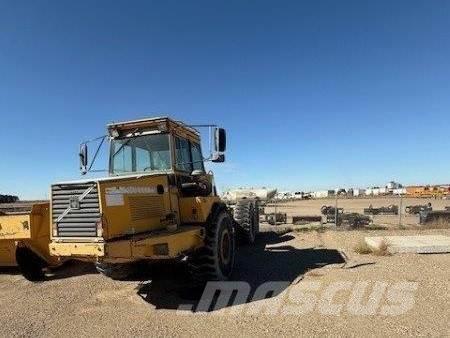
[46,261,98,280]
[136,231,346,312]
[0,266,21,275]
[0,261,98,281]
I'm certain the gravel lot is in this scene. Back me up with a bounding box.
[1,226,449,337]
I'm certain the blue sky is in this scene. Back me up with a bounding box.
[1,1,449,199]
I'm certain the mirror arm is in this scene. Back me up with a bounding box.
[87,135,107,172]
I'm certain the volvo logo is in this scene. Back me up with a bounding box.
[69,196,80,209]
[56,184,95,223]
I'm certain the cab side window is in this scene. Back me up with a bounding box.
[175,137,205,172]
[191,142,204,171]
[175,137,192,172]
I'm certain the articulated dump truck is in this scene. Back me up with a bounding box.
[48,116,259,282]
[0,202,61,281]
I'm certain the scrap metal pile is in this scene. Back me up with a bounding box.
[265,212,287,225]
[321,205,344,223]
[405,203,432,215]
[363,204,399,215]
[419,205,450,226]
[321,205,371,228]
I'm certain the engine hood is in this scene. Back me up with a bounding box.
[53,171,172,186]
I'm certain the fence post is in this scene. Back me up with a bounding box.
[335,193,338,227]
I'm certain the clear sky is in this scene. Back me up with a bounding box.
[1,1,449,199]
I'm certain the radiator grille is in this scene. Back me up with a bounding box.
[129,195,165,221]
[52,183,100,237]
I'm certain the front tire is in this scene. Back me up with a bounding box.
[16,247,47,282]
[188,209,235,282]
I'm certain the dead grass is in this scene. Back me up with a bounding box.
[354,239,390,256]
[354,241,373,255]
[372,240,390,256]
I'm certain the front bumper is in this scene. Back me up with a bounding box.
[50,241,105,258]
[49,226,204,262]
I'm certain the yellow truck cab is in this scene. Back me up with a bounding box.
[49,117,259,281]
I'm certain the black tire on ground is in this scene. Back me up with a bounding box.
[234,199,259,244]
[15,247,47,282]
[95,262,134,280]
[188,209,235,282]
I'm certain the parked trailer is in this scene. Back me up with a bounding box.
[0,202,62,280]
[222,188,277,205]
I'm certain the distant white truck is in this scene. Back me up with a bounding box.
[222,188,277,204]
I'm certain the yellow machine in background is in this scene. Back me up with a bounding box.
[49,117,258,281]
[406,185,449,198]
[0,203,61,280]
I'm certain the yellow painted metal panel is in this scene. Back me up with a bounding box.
[25,203,61,266]
[105,226,204,261]
[49,242,105,258]
[0,241,16,266]
[179,196,220,223]
[0,203,60,267]
[99,175,174,240]
[0,214,32,240]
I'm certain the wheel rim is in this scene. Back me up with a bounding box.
[220,229,231,265]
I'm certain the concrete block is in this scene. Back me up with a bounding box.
[365,235,450,254]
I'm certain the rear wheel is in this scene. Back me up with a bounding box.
[16,247,47,282]
[188,209,235,282]
[234,199,259,244]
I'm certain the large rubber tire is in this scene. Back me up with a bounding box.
[15,247,47,282]
[234,199,259,244]
[188,209,236,282]
[95,262,134,280]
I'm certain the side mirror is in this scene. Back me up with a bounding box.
[214,128,226,152]
[79,144,88,175]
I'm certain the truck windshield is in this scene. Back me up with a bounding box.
[110,133,171,174]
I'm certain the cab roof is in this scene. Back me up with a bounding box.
[107,116,200,143]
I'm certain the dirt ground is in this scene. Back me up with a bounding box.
[1,226,449,337]
[265,197,450,226]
